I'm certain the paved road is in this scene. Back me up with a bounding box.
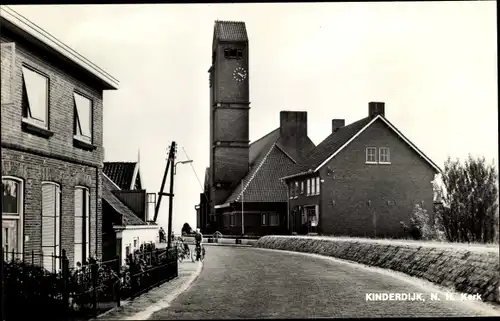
[149,246,500,319]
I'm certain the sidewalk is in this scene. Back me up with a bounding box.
[92,260,203,320]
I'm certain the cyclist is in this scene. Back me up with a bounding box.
[178,234,190,254]
[194,228,203,261]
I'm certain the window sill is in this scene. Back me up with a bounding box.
[379,162,392,165]
[21,118,53,138]
[73,135,97,151]
[365,161,378,165]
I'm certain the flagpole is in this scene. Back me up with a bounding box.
[241,178,244,236]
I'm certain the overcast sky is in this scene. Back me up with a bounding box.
[8,2,497,234]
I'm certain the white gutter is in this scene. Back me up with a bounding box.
[113,224,159,230]
[215,203,230,209]
[0,6,119,90]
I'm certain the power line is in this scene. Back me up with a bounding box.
[181,146,209,201]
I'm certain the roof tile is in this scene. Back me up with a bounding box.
[303,117,372,170]
[214,20,248,42]
[103,162,137,190]
[102,174,145,226]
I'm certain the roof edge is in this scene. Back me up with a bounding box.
[235,143,277,202]
[313,115,442,174]
[103,172,121,191]
[280,169,314,181]
[1,6,119,90]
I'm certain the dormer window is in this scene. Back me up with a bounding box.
[224,48,243,59]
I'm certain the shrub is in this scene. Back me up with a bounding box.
[402,203,445,241]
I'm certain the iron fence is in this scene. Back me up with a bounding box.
[2,245,178,321]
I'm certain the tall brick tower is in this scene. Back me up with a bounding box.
[208,21,250,221]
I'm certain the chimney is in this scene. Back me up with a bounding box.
[280,111,308,139]
[369,102,385,118]
[332,119,345,133]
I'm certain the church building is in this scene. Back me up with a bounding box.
[196,21,315,236]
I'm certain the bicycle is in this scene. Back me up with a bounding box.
[191,243,206,262]
[174,237,191,262]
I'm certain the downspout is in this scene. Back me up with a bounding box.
[285,179,290,232]
[96,166,99,259]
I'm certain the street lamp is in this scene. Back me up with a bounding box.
[174,160,193,174]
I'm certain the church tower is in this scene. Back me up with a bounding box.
[208,21,250,215]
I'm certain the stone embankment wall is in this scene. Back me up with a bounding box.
[255,235,499,303]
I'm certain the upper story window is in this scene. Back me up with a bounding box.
[300,181,304,194]
[306,179,311,196]
[22,66,49,129]
[224,48,243,59]
[379,147,391,163]
[294,182,299,198]
[315,177,320,195]
[366,147,377,163]
[73,92,93,144]
[41,182,61,272]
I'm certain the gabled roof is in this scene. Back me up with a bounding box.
[217,127,314,206]
[305,117,372,170]
[103,162,138,190]
[102,174,146,226]
[214,20,248,42]
[224,143,300,204]
[282,114,441,180]
[0,6,118,90]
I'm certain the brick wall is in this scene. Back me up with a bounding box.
[1,34,104,167]
[1,149,102,265]
[1,32,106,262]
[318,119,436,238]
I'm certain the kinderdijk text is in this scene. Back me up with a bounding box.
[365,292,482,302]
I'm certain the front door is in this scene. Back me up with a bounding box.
[2,219,18,260]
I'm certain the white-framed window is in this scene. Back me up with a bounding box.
[300,181,304,194]
[22,66,49,128]
[269,213,279,226]
[316,177,320,195]
[74,92,93,144]
[311,178,316,195]
[294,182,299,198]
[261,213,267,226]
[366,147,377,163]
[289,183,294,199]
[2,177,24,259]
[41,182,61,272]
[306,179,311,196]
[74,187,90,267]
[379,147,391,163]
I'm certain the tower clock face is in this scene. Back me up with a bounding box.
[232,67,247,82]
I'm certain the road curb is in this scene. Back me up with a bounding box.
[124,261,204,320]
[204,243,253,247]
[91,261,204,321]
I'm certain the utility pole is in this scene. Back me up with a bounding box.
[167,142,177,249]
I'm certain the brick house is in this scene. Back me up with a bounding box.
[102,161,159,264]
[1,7,118,270]
[282,102,441,238]
[197,21,315,236]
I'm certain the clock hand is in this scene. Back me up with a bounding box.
[238,73,244,77]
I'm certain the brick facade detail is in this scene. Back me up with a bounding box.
[1,30,108,263]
